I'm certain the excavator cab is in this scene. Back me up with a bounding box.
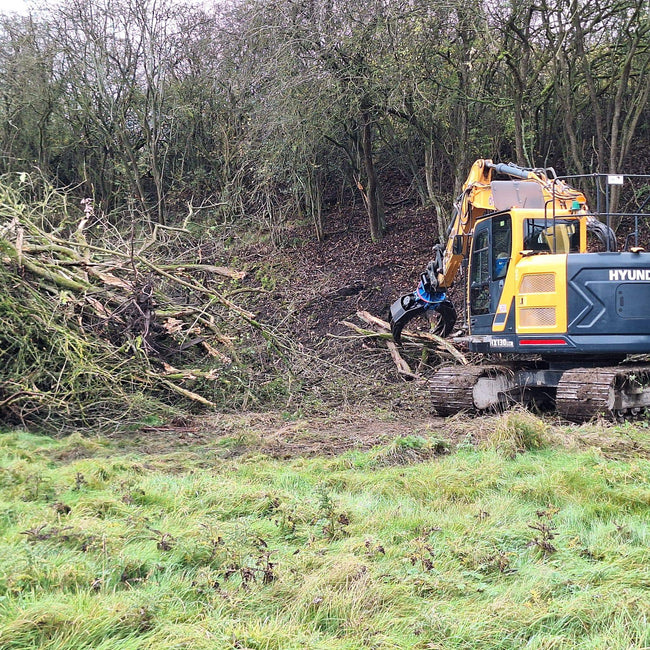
[468,212,586,338]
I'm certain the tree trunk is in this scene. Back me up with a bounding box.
[424,143,437,205]
[513,97,526,167]
[361,111,385,242]
[306,166,324,242]
[571,6,605,173]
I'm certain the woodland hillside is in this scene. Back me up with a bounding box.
[1,0,649,239]
[1,0,649,430]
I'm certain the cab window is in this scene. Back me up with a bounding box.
[470,227,490,315]
[524,219,580,253]
[492,215,511,279]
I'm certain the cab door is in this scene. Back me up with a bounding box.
[469,215,511,334]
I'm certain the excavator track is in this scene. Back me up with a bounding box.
[555,367,616,422]
[431,363,650,421]
[556,365,650,422]
[430,365,517,416]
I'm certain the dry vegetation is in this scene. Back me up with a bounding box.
[0,173,476,435]
[0,175,299,431]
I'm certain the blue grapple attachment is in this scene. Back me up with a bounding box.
[389,250,457,345]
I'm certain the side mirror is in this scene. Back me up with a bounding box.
[452,235,464,255]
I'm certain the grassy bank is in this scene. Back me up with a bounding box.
[1,415,650,649]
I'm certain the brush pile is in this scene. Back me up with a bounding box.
[0,175,283,432]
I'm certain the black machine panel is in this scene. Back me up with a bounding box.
[616,283,650,319]
[567,252,650,337]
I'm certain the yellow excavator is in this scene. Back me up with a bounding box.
[389,159,650,421]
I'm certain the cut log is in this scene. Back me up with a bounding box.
[340,316,468,365]
[356,310,390,331]
[386,340,418,379]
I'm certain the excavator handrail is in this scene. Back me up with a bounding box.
[552,172,650,251]
[485,160,558,181]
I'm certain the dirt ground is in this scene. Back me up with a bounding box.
[110,409,450,458]
[240,200,452,344]
[104,406,650,463]
[225,195,470,409]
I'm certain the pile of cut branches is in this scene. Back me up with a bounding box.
[0,175,285,432]
[340,311,468,379]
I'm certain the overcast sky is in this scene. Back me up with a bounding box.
[0,0,31,14]
[0,0,211,14]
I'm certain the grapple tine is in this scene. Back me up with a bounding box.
[389,293,426,346]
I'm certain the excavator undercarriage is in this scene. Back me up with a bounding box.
[427,362,650,422]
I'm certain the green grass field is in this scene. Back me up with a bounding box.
[2,413,650,649]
